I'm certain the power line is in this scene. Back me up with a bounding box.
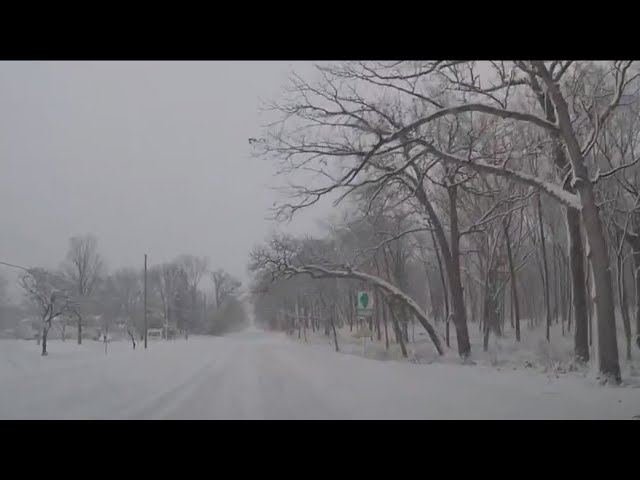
[0,260,31,272]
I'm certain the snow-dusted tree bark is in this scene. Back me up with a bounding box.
[533,62,621,382]
[565,206,590,362]
[528,69,590,361]
[634,248,640,350]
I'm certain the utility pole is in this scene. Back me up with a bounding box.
[144,254,148,349]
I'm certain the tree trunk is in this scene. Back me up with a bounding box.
[510,285,514,331]
[616,252,632,360]
[303,314,307,343]
[418,184,469,358]
[403,317,409,343]
[41,324,49,356]
[539,67,620,382]
[412,317,415,342]
[77,314,82,345]
[383,296,389,350]
[582,197,620,381]
[61,318,66,342]
[500,288,505,335]
[482,268,499,352]
[553,241,559,325]
[558,244,567,336]
[586,256,593,349]
[467,275,476,324]
[374,259,389,350]
[426,272,439,323]
[564,194,589,363]
[634,249,640,351]
[567,267,573,333]
[537,194,552,342]
[533,70,590,366]
[331,304,339,352]
[528,281,538,330]
[503,218,521,342]
[431,230,449,347]
[376,316,381,341]
[389,303,408,358]
[447,185,471,358]
[621,232,640,351]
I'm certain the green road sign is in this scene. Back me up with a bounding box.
[357,291,373,316]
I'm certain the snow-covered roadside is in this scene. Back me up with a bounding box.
[289,320,640,387]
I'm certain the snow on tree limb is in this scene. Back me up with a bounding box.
[381,103,559,149]
[283,263,444,355]
[412,139,582,210]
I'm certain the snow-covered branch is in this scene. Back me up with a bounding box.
[413,139,582,210]
[288,263,444,355]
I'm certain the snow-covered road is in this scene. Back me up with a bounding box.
[1,330,638,419]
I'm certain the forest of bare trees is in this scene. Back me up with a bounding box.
[10,235,244,355]
[249,61,640,385]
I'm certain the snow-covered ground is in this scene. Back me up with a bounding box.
[0,329,638,419]
[299,319,640,382]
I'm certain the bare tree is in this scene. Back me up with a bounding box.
[210,269,242,310]
[594,92,640,354]
[64,234,104,345]
[149,262,189,335]
[20,268,77,356]
[256,61,640,382]
[176,254,208,334]
[101,268,141,349]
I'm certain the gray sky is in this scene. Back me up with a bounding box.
[0,61,326,296]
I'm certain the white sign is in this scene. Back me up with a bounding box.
[356,291,373,316]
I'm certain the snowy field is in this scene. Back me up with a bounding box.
[0,328,639,419]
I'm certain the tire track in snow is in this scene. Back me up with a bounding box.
[122,345,237,419]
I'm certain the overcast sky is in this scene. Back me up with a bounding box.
[0,61,327,297]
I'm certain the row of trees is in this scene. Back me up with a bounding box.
[250,61,640,384]
[17,234,242,355]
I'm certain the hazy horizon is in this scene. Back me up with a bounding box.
[0,61,328,300]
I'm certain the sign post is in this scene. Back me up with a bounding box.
[355,291,374,354]
[352,325,372,355]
